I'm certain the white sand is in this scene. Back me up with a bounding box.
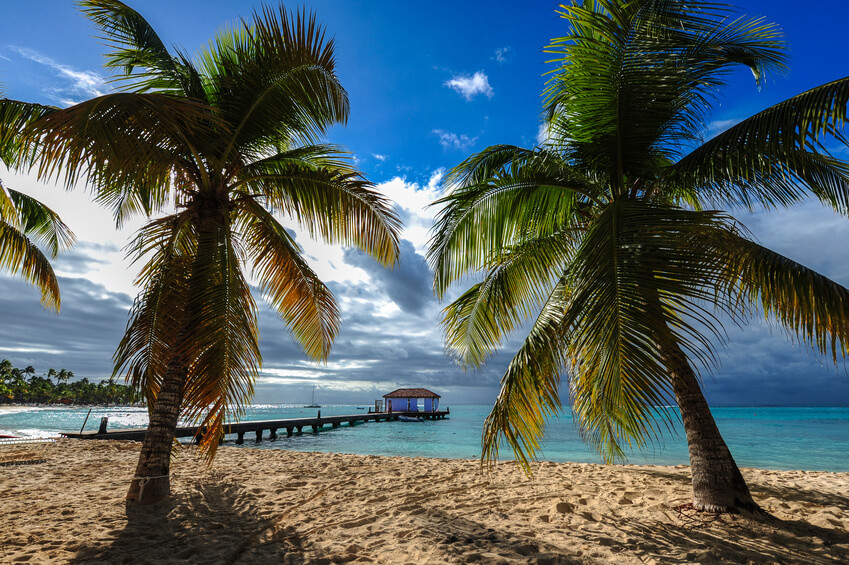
[1,440,848,564]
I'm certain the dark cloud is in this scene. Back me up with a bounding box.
[0,275,131,378]
[342,239,434,315]
[53,242,117,275]
[702,321,849,406]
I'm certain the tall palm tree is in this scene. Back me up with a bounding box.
[0,96,74,309]
[26,0,400,505]
[429,0,849,513]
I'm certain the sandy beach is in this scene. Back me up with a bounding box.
[1,440,847,564]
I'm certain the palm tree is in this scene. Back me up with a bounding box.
[25,0,400,505]
[429,0,849,513]
[0,94,74,310]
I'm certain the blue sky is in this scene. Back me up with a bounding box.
[2,1,849,406]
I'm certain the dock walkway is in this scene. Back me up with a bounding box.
[61,410,449,444]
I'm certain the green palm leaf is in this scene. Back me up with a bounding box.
[238,153,400,266]
[236,197,340,361]
[430,146,599,297]
[80,0,205,96]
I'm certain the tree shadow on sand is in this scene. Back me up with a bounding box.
[637,466,849,510]
[605,513,849,565]
[411,507,581,564]
[603,467,849,564]
[71,478,320,565]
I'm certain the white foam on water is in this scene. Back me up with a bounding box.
[9,428,59,439]
[0,406,54,415]
[104,412,149,428]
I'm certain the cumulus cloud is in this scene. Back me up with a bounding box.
[9,46,107,105]
[433,129,477,151]
[444,71,493,100]
[343,239,433,315]
[372,153,387,162]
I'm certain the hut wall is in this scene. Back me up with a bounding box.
[386,396,439,412]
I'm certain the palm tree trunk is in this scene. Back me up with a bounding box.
[125,354,187,505]
[656,327,760,513]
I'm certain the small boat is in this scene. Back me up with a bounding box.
[304,385,320,408]
[397,415,421,422]
[356,406,366,410]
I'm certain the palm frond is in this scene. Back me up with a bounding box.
[562,200,749,461]
[0,98,56,166]
[238,155,400,266]
[0,218,61,310]
[481,277,571,470]
[29,92,223,224]
[663,76,849,210]
[6,189,74,256]
[180,224,260,461]
[200,5,349,161]
[441,230,576,367]
[429,146,598,297]
[236,197,339,360]
[716,231,849,362]
[114,213,196,404]
[544,0,786,184]
[79,0,205,96]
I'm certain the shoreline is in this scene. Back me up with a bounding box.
[2,403,849,474]
[2,440,847,563]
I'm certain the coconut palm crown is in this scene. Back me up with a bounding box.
[23,0,400,504]
[428,0,849,513]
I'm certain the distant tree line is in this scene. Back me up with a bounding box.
[0,359,140,405]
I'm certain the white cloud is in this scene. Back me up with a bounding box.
[444,71,493,101]
[493,47,511,64]
[537,122,552,146]
[432,129,477,151]
[9,46,107,104]
[704,118,741,140]
[372,153,387,162]
[376,169,444,253]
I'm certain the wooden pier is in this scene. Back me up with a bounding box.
[61,410,449,444]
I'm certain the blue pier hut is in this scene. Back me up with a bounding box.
[383,388,440,413]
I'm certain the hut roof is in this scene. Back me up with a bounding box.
[383,388,440,399]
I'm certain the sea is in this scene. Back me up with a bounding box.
[1,404,847,472]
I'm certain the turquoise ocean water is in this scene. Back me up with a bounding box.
[1,404,847,472]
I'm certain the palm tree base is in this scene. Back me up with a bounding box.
[126,475,171,506]
[692,494,763,515]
